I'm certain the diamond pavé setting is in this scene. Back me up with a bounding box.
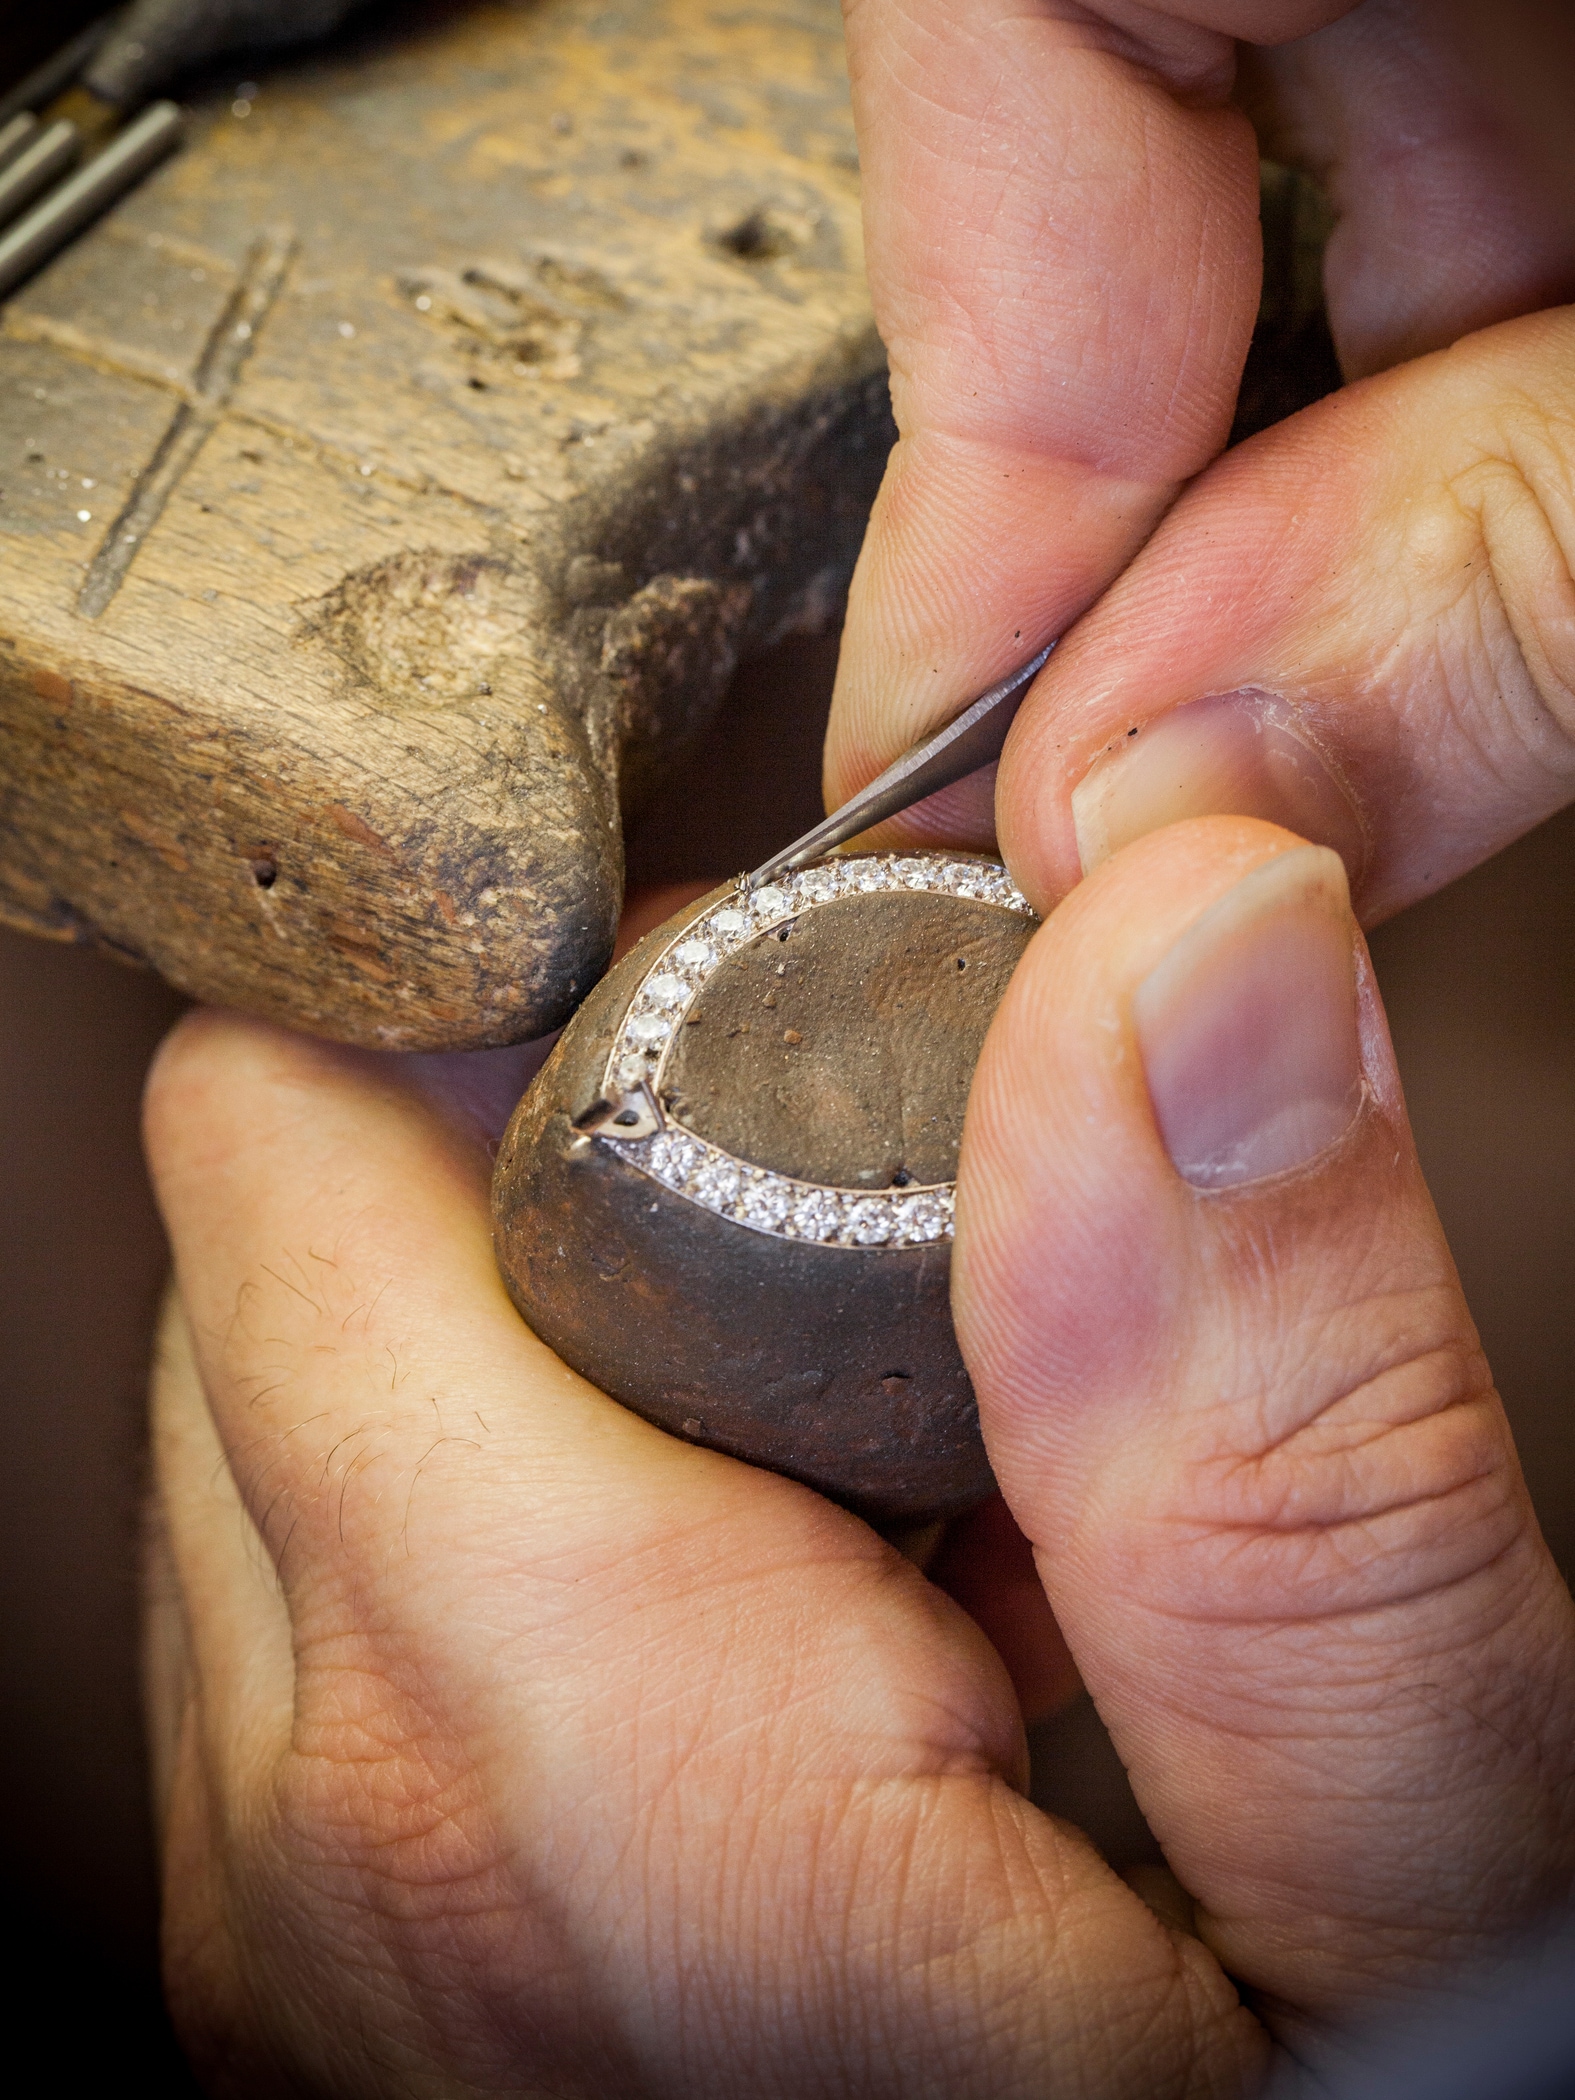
[598,852,1035,1249]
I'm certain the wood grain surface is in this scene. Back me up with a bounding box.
[0,0,891,1046]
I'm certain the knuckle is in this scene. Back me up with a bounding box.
[1448,386,1575,769]
[1152,1286,1530,1625]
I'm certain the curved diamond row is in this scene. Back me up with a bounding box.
[628,1127,956,1250]
[603,852,1033,1099]
[598,851,1032,1250]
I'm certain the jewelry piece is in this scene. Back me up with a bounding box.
[493,850,1038,1523]
[582,851,1032,1248]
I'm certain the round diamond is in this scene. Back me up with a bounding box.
[790,1188,841,1240]
[945,861,983,892]
[751,884,791,919]
[644,972,688,1009]
[852,860,889,891]
[672,938,715,973]
[615,1053,650,1088]
[626,1012,671,1048]
[739,1175,791,1227]
[648,1133,701,1184]
[846,1197,895,1245]
[893,858,932,889]
[895,1194,948,1243]
[709,908,749,941]
[798,865,842,903]
[692,1157,741,1208]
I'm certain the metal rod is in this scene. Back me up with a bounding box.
[0,15,116,131]
[0,112,39,175]
[0,101,182,303]
[0,120,81,235]
[745,641,1056,889]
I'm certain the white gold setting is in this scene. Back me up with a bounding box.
[597,853,1035,1249]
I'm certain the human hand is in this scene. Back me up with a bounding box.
[826,0,1575,851]
[144,849,1575,2097]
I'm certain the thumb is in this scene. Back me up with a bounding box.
[997,303,1575,927]
[954,820,1575,2042]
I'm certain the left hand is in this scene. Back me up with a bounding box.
[143,844,1575,2095]
[140,1009,1186,2100]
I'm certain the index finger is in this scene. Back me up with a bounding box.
[826,0,1349,838]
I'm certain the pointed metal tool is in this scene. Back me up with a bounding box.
[745,640,1055,890]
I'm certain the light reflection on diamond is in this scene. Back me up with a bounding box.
[648,1132,702,1184]
[692,1158,741,1208]
[645,973,687,1008]
[847,1197,895,1244]
[751,885,791,918]
[672,938,715,972]
[790,1188,842,1240]
[620,1131,957,1251]
[626,1012,671,1048]
[739,1176,791,1227]
[896,1195,947,1242]
[709,908,749,940]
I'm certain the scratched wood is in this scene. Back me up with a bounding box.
[0,0,890,1047]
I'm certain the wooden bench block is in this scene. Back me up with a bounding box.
[0,0,890,1046]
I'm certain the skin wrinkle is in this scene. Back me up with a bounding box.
[1224,1398,1504,1538]
[1112,1329,1512,1531]
[1078,1475,1522,1635]
[1180,1484,1520,1616]
[1194,1271,1484,1459]
[1075,1537,1545,1713]
[273,1729,595,2089]
[1204,1391,1504,1537]
[1451,448,1575,742]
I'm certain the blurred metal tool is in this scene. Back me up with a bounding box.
[0,9,186,305]
[0,112,41,173]
[0,120,81,231]
[746,641,1056,889]
[0,101,182,300]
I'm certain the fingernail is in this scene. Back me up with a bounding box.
[1133,846,1363,1190]
[1072,692,1366,882]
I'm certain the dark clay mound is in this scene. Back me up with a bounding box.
[492,868,1033,1524]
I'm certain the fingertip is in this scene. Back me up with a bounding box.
[954,815,1372,1450]
[143,1007,309,1191]
[991,395,1389,912]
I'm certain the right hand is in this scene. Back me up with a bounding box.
[826,0,1575,852]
